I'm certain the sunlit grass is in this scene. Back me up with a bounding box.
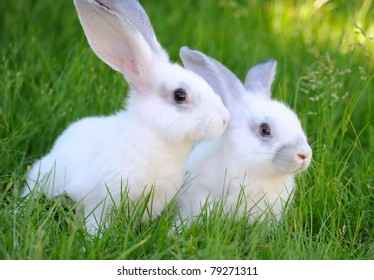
[0,0,373,259]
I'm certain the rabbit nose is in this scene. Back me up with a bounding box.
[296,141,312,161]
[222,109,230,128]
[297,151,312,161]
[297,153,307,160]
[223,118,228,128]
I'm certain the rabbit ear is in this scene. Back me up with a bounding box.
[95,0,167,59]
[244,59,276,98]
[74,0,168,92]
[180,46,246,113]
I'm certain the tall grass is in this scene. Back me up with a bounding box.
[0,0,373,259]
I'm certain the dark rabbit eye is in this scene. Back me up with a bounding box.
[259,123,271,137]
[173,88,187,103]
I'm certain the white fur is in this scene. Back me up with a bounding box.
[23,0,229,233]
[178,48,312,226]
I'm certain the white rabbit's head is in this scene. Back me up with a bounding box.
[74,0,229,144]
[180,47,312,177]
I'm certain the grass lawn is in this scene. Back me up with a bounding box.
[0,0,373,259]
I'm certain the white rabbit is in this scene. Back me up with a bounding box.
[177,47,312,226]
[22,0,229,233]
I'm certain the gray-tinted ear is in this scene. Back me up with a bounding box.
[180,46,246,113]
[74,0,165,93]
[94,0,166,58]
[244,59,276,98]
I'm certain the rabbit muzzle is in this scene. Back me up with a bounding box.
[273,141,312,175]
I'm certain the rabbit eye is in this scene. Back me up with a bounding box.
[259,123,271,137]
[173,88,187,103]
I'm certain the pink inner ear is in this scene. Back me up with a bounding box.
[123,58,138,76]
[124,57,156,94]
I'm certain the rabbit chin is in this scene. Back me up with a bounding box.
[272,160,310,176]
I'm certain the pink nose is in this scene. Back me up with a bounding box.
[297,153,307,160]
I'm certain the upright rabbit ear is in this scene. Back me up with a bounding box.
[180,46,246,113]
[244,59,277,99]
[74,0,168,92]
[95,0,167,59]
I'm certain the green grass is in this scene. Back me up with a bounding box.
[1,0,373,259]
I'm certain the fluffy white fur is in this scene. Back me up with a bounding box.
[177,47,312,226]
[23,0,229,233]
